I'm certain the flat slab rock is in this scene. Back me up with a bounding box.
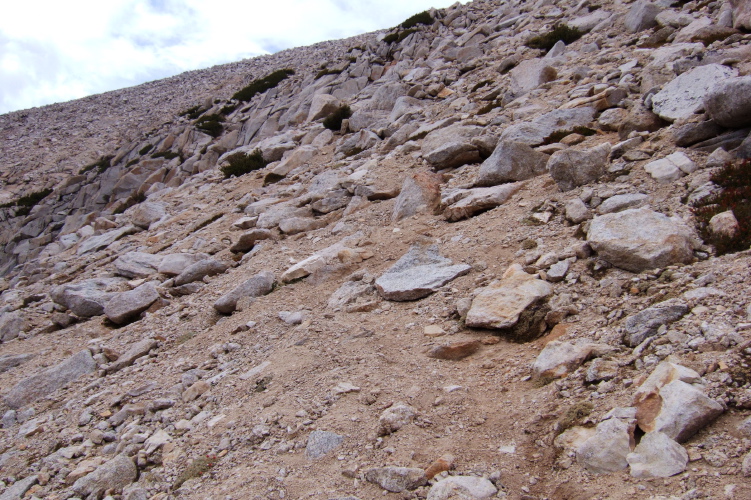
[465,264,552,330]
[427,476,497,500]
[652,64,738,122]
[443,183,523,221]
[103,282,160,324]
[375,245,471,301]
[627,431,688,478]
[364,467,427,493]
[587,207,695,272]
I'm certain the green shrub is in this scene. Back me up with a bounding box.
[401,11,433,29]
[315,68,343,80]
[220,149,269,178]
[220,103,238,115]
[323,105,352,131]
[383,32,400,44]
[692,159,751,255]
[179,105,203,120]
[125,159,139,168]
[195,114,224,137]
[152,151,181,160]
[79,155,115,175]
[138,144,153,155]
[232,69,295,102]
[0,188,53,216]
[526,24,582,51]
[384,28,419,45]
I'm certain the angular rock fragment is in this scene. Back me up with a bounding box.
[129,202,166,229]
[427,340,481,361]
[644,152,697,183]
[532,341,612,380]
[72,454,137,498]
[704,75,751,128]
[510,58,557,95]
[547,144,611,191]
[214,271,274,314]
[443,183,522,222]
[364,467,427,493]
[421,124,483,170]
[305,430,343,459]
[157,253,208,276]
[576,417,635,473]
[50,278,123,317]
[378,403,416,436]
[114,252,164,279]
[104,282,160,324]
[651,64,738,122]
[5,350,97,408]
[0,311,26,343]
[465,264,552,336]
[597,193,649,214]
[105,339,158,374]
[0,475,38,500]
[230,228,273,253]
[625,1,661,33]
[427,476,497,500]
[0,353,33,373]
[627,432,688,478]
[76,225,138,255]
[641,380,723,442]
[174,259,229,286]
[375,245,470,301]
[476,141,549,186]
[622,299,688,347]
[587,208,695,272]
[392,171,442,222]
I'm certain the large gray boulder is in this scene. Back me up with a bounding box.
[576,417,636,473]
[174,259,229,286]
[587,208,695,272]
[375,245,471,301]
[104,282,160,324]
[500,108,596,146]
[547,144,611,191]
[0,311,26,343]
[476,141,549,186]
[5,350,97,409]
[307,94,340,122]
[72,454,137,498]
[627,432,688,478]
[50,278,123,317]
[427,476,497,500]
[509,59,557,95]
[129,202,166,229]
[157,253,208,276]
[213,271,275,314]
[704,76,751,128]
[652,64,738,122]
[625,1,661,32]
[421,124,483,170]
[230,229,273,253]
[643,380,724,442]
[114,252,164,279]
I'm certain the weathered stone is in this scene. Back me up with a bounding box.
[443,183,523,221]
[104,282,160,324]
[76,225,138,255]
[278,217,327,235]
[72,454,137,498]
[230,228,273,253]
[427,340,481,361]
[364,467,427,493]
[0,476,38,500]
[672,120,724,147]
[597,193,649,214]
[625,1,661,33]
[311,189,351,214]
[627,432,688,478]
[587,208,695,272]
[375,245,471,301]
[501,108,596,146]
[114,252,164,279]
[709,211,740,239]
[106,339,158,374]
[307,94,341,122]
[50,278,124,317]
[214,271,274,314]
[576,417,635,473]
[129,202,166,229]
[731,0,751,30]
[174,259,229,286]
[305,430,343,459]
[393,172,442,222]
[5,350,96,408]
[465,264,552,331]
[427,476,497,500]
[182,380,210,402]
[547,144,611,191]
[378,403,416,436]
[586,358,620,383]
[564,197,591,223]
[510,58,557,95]
[533,341,612,380]
[644,152,697,183]
[623,300,688,347]
[633,361,702,404]
[0,353,33,373]
[652,64,738,122]
[421,124,483,170]
[476,141,549,186]
[643,380,723,442]
[704,76,751,128]
[0,311,25,343]
[157,253,208,276]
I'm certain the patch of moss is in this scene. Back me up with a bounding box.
[383,28,419,45]
[692,159,751,255]
[401,11,433,29]
[232,69,295,102]
[220,149,269,178]
[526,24,583,51]
[323,105,352,131]
[521,238,538,250]
[1,188,53,216]
[195,114,224,137]
[138,144,154,155]
[173,455,217,490]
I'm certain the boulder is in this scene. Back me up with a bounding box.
[421,124,483,170]
[627,432,688,478]
[625,1,661,33]
[307,94,340,122]
[5,350,97,409]
[651,64,737,122]
[443,183,523,222]
[50,278,123,317]
[623,300,689,347]
[465,264,552,332]
[157,253,208,276]
[305,430,343,459]
[731,0,751,30]
[509,59,557,95]
[0,311,25,343]
[564,198,591,223]
[213,271,274,314]
[547,144,611,191]
[129,202,166,229]
[76,225,138,255]
[476,141,549,186]
[375,245,471,301]
[114,252,164,279]
[364,467,427,493]
[709,211,740,239]
[105,339,158,374]
[704,76,751,128]
[640,380,723,442]
[72,454,137,498]
[174,259,229,286]
[230,229,274,253]
[597,193,649,214]
[644,152,697,183]
[104,282,160,324]
[587,208,695,272]
[576,417,636,473]
[501,108,596,146]
[279,217,327,235]
[532,341,612,380]
[378,403,416,435]
[392,172,442,222]
[427,476,497,500]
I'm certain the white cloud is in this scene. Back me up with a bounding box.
[0,0,463,114]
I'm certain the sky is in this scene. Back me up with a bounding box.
[0,0,465,115]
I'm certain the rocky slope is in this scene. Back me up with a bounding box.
[2,0,751,499]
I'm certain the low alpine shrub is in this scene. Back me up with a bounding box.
[232,69,295,102]
[323,105,352,131]
[220,149,269,178]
